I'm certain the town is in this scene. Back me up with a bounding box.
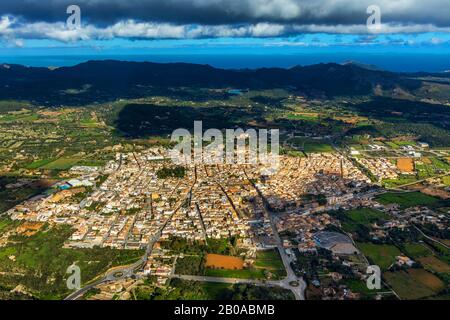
[3,143,449,300]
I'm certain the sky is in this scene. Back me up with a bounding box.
[0,0,449,70]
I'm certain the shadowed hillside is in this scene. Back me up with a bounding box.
[0,60,427,106]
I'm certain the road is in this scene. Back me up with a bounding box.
[390,172,450,189]
[244,169,307,300]
[64,229,162,300]
[266,209,307,300]
[170,274,292,289]
[413,225,450,249]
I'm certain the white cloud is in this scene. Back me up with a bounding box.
[430,37,443,44]
[1,14,450,43]
[0,16,14,32]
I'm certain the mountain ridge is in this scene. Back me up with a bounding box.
[0,59,438,106]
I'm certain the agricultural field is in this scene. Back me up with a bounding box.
[384,269,445,299]
[442,176,450,186]
[285,113,319,121]
[204,249,286,280]
[403,243,433,259]
[25,158,56,170]
[383,175,419,188]
[375,192,440,209]
[384,141,400,149]
[289,137,334,153]
[357,243,402,270]
[0,105,121,179]
[396,158,414,173]
[331,208,391,238]
[41,158,82,170]
[205,254,244,270]
[205,268,266,279]
[345,208,391,226]
[253,249,286,278]
[416,157,450,179]
[419,256,450,273]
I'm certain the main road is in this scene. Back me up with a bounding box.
[244,169,307,300]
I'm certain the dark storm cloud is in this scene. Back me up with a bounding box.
[0,0,449,42]
[0,0,449,27]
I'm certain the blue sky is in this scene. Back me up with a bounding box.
[2,32,449,55]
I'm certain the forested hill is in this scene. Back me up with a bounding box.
[0,60,444,106]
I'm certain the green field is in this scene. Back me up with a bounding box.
[384,141,400,149]
[205,268,266,279]
[290,137,334,153]
[254,249,286,278]
[375,192,440,209]
[341,278,384,296]
[286,113,319,121]
[41,158,81,170]
[174,250,286,280]
[415,157,450,179]
[403,243,433,259]
[383,175,419,188]
[357,243,402,270]
[394,140,417,146]
[443,176,450,186]
[80,118,101,128]
[0,218,18,233]
[0,113,38,123]
[254,249,285,269]
[335,207,390,235]
[427,293,450,300]
[26,158,56,169]
[346,208,391,226]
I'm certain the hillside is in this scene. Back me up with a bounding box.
[0,60,447,106]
